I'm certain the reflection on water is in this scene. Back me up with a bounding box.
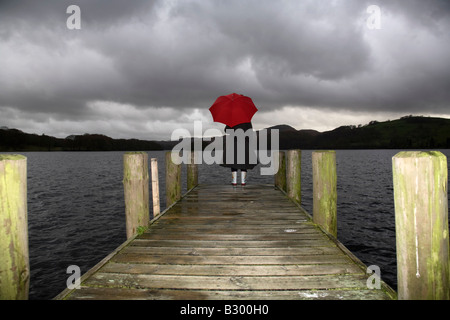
[17,149,450,299]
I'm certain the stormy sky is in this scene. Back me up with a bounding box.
[1,0,449,140]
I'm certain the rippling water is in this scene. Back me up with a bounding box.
[15,150,450,299]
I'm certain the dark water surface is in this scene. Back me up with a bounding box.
[17,150,450,299]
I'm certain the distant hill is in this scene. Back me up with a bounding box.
[275,116,450,149]
[0,129,164,152]
[1,116,449,151]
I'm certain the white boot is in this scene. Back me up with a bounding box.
[231,171,237,186]
[241,171,247,186]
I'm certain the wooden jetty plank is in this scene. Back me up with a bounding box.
[84,273,371,290]
[129,239,335,248]
[110,253,353,265]
[152,217,309,224]
[123,245,342,256]
[136,233,328,241]
[100,262,364,276]
[148,226,319,234]
[57,184,396,300]
[66,287,392,300]
[150,219,314,227]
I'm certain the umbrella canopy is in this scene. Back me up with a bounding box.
[209,93,258,128]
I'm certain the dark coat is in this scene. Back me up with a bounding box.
[220,122,258,170]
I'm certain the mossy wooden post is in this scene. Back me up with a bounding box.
[166,151,181,207]
[286,149,301,204]
[392,151,449,300]
[274,151,286,192]
[123,152,149,239]
[312,151,337,238]
[150,158,160,217]
[187,151,198,191]
[0,154,29,300]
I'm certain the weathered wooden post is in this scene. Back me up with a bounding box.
[312,151,337,238]
[187,151,198,190]
[166,151,181,207]
[123,152,150,239]
[150,158,160,217]
[392,151,449,300]
[274,151,286,192]
[286,149,301,204]
[0,154,29,300]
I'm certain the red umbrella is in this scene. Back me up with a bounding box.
[209,93,258,128]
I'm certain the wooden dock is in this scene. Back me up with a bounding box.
[55,184,396,300]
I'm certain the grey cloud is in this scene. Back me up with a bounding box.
[83,0,374,108]
[0,0,156,27]
[378,0,450,31]
[209,1,371,80]
[0,0,449,134]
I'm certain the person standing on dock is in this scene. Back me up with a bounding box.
[222,122,258,186]
[209,93,259,186]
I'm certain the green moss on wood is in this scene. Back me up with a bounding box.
[123,152,150,239]
[0,154,27,161]
[392,151,449,300]
[275,152,286,191]
[0,155,29,300]
[287,150,301,204]
[312,151,337,238]
[165,151,181,207]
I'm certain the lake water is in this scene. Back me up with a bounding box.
[11,149,450,299]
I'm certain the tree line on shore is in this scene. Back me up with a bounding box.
[1,116,449,152]
[0,130,163,151]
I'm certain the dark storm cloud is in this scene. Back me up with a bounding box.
[76,0,375,108]
[0,0,157,116]
[0,0,155,27]
[0,0,449,138]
